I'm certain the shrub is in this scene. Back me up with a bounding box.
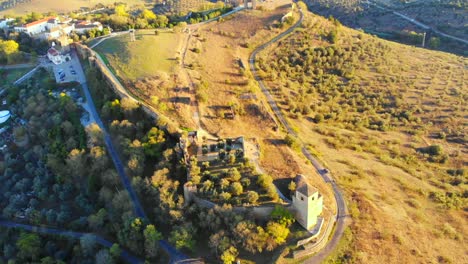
[247,191,259,204]
[231,182,243,196]
[284,134,300,151]
[220,192,232,201]
[270,205,295,227]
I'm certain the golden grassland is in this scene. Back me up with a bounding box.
[259,12,467,263]
[183,1,337,210]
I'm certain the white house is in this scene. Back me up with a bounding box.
[0,18,14,29]
[292,174,324,230]
[45,24,75,39]
[14,16,59,36]
[74,20,103,34]
[47,47,64,65]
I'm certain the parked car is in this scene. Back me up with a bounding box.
[71,70,76,75]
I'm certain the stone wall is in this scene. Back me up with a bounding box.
[292,216,336,259]
[183,182,290,220]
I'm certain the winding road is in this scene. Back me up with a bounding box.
[249,8,349,263]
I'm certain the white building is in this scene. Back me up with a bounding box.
[74,20,103,34]
[0,18,14,29]
[45,24,75,39]
[14,16,59,36]
[47,47,64,65]
[292,174,324,230]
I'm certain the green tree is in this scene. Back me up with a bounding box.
[247,191,259,204]
[141,9,157,20]
[144,224,163,258]
[80,234,97,257]
[114,4,128,16]
[270,205,295,227]
[297,1,308,10]
[231,182,243,196]
[284,134,300,151]
[228,168,241,181]
[266,221,289,244]
[110,244,121,259]
[95,249,114,264]
[16,233,41,261]
[428,37,440,49]
[142,127,165,158]
[220,246,238,264]
[169,225,196,252]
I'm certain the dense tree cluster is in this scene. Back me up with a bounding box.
[0,227,120,263]
[189,156,279,206]
[179,204,295,263]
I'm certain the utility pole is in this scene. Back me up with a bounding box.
[422,31,426,47]
[129,29,136,42]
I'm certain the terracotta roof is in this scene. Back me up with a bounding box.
[295,174,318,197]
[47,48,59,56]
[25,16,55,28]
[75,21,101,29]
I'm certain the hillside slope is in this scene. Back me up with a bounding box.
[256,12,467,263]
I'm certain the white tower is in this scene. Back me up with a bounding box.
[292,174,323,230]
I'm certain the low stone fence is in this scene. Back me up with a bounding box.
[184,182,291,220]
[292,216,336,260]
[296,217,324,247]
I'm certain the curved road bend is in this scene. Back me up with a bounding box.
[249,8,349,263]
[0,219,142,264]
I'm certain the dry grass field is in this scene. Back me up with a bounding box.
[92,29,198,128]
[182,1,336,205]
[0,0,150,15]
[257,12,467,263]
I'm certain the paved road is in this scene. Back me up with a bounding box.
[72,49,189,263]
[72,49,148,220]
[13,65,41,85]
[249,8,349,263]
[369,0,468,46]
[0,219,142,264]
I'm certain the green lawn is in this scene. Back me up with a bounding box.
[93,30,184,81]
[0,67,34,86]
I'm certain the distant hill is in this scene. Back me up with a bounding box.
[0,0,150,15]
[256,10,467,263]
[304,0,468,55]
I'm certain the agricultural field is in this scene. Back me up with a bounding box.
[0,0,150,15]
[256,12,467,263]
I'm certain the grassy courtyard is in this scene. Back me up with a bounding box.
[93,30,184,81]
